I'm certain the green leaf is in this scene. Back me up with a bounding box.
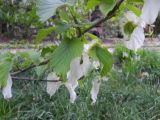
[50,38,83,79]
[0,58,13,87]
[17,50,41,65]
[41,45,57,57]
[35,22,70,43]
[36,0,64,22]
[35,27,55,43]
[127,0,144,4]
[54,22,70,34]
[100,0,116,15]
[36,0,75,22]
[85,32,102,43]
[86,0,100,10]
[123,21,137,37]
[126,4,141,16]
[89,44,113,76]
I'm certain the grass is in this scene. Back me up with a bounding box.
[0,49,160,120]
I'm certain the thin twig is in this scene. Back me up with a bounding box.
[12,76,61,82]
[11,59,50,76]
[10,0,124,76]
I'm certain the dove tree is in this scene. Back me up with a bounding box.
[0,0,159,104]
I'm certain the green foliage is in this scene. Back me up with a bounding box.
[113,45,160,85]
[0,53,14,87]
[123,21,137,37]
[17,50,41,65]
[41,45,57,57]
[0,0,43,37]
[137,50,160,84]
[89,44,113,76]
[126,4,141,16]
[36,0,75,22]
[1,54,160,119]
[36,21,70,43]
[1,0,158,115]
[36,27,55,43]
[86,0,116,14]
[100,0,116,15]
[127,0,144,4]
[36,0,64,22]
[86,0,100,10]
[50,37,84,79]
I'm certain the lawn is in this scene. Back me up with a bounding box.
[1,48,160,120]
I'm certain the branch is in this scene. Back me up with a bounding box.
[11,59,50,76]
[12,75,84,83]
[12,76,61,82]
[11,0,124,76]
[80,0,125,37]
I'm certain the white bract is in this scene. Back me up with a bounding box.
[47,42,96,103]
[126,26,145,51]
[91,77,101,104]
[65,44,91,103]
[2,74,12,99]
[65,83,77,103]
[141,0,160,24]
[126,0,160,51]
[47,72,62,97]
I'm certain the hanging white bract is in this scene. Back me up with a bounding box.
[126,26,145,51]
[65,83,77,103]
[66,44,91,103]
[2,74,13,99]
[47,72,62,97]
[90,77,101,104]
[141,0,160,25]
[66,57,81,103]
[46,42,94,103]
[126,0,160,51]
